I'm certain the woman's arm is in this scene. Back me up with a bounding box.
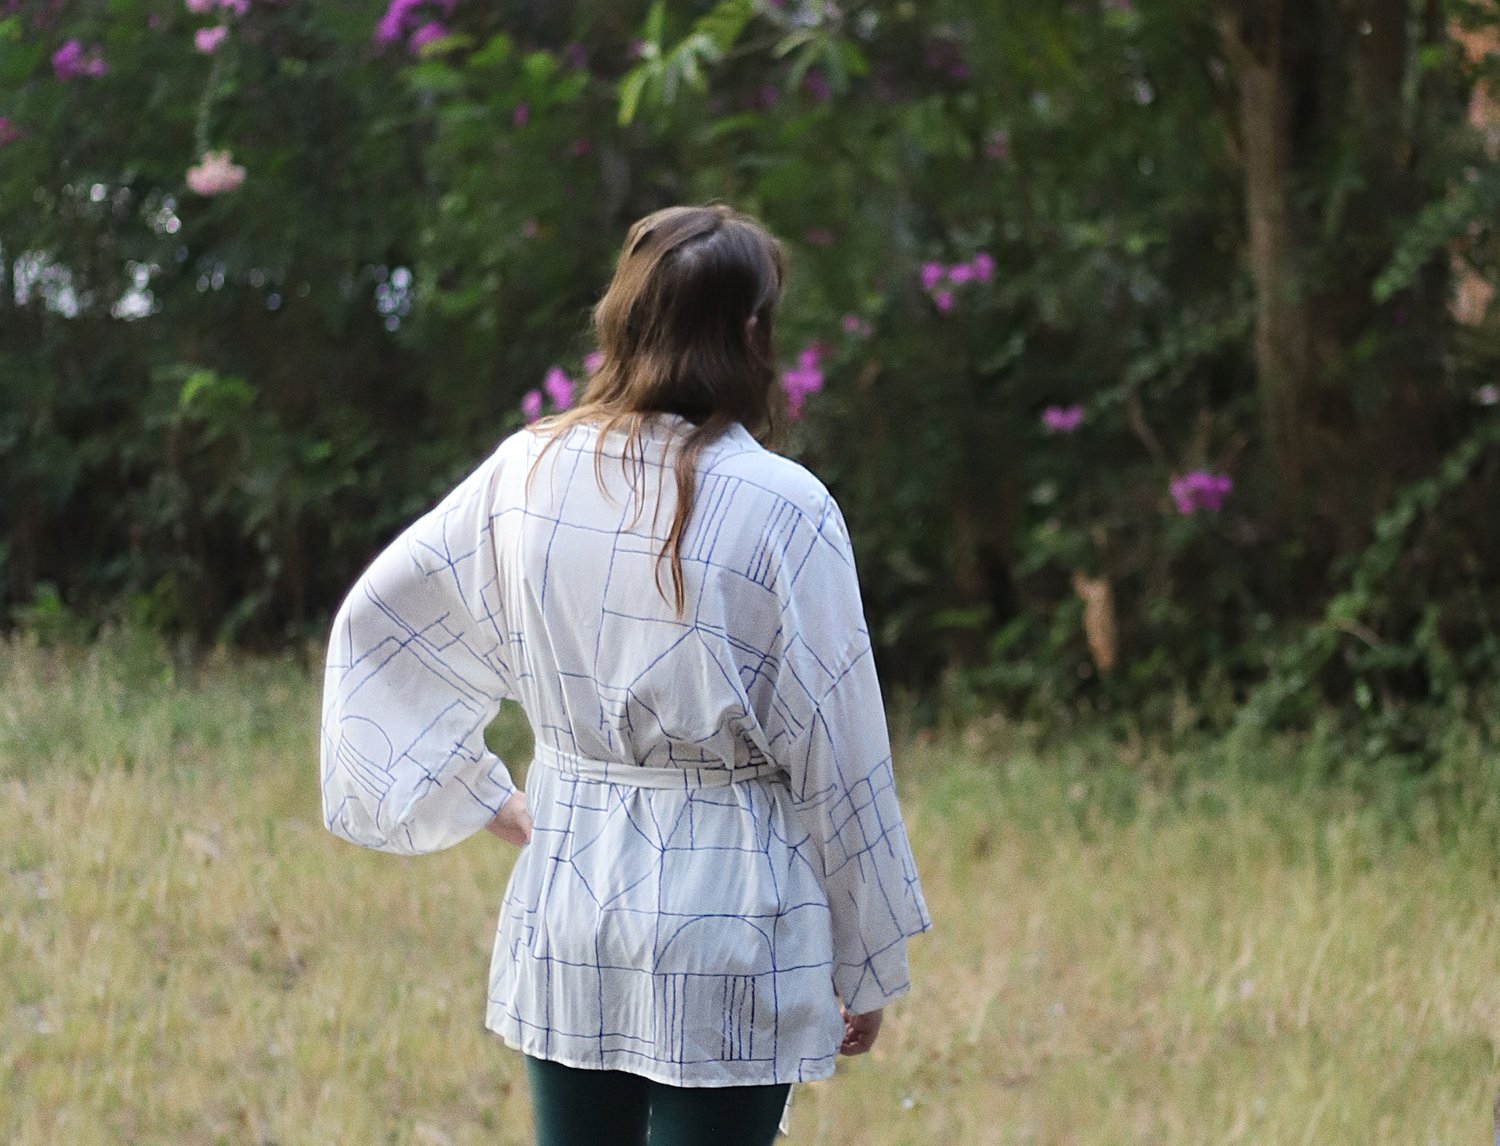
[320,447,521,855]
[776,496,932,1018]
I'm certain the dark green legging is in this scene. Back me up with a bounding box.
[525,1055,790,1146]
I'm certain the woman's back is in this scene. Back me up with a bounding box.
[501,415,843,778]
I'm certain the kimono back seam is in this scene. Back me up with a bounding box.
[320,416,930,1087]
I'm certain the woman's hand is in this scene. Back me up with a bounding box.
[838,1003,882,1056]
[485,791,532,846]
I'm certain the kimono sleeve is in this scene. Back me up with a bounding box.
[319,448,517,856]
[776,496,932,1016]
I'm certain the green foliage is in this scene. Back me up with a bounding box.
[4,0,1500,754]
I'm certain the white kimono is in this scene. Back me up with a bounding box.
[320,415,930,1087]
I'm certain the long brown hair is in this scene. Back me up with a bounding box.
[531,204,787,613]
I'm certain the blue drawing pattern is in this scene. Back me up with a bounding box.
[321,416,931,1087]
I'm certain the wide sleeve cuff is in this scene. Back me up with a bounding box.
[319,448,517,855]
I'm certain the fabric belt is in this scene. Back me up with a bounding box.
[533,743,785,790]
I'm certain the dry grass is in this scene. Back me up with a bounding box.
[2,635,1497,1144]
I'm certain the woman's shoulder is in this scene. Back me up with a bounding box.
[708,427,838,527]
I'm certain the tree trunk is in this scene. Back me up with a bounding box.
[1217,4,1314,495]
[1216,0,1454,543]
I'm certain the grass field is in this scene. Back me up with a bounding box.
[3,634,1498,1144]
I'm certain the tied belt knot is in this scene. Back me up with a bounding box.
[533,743,785,790]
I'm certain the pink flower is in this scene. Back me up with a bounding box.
[1041,404,1084,434]
[52,40,107,80]
[186,150,246,195]
[781,344,826,419]
[947,263,975,285]
[194,25,228,53]
[374,0,425,45]
[0,117,22,146]
[374,7,406,43]
[186,0,215,12]
[984,128,1011,161]
[583,350,604,374]
[841,314,872,338]
[782,367,824,420]
[920,262,945,291]
[521,389,544,423]
[1169,471,1232,515]
[219,0,249,15]
[971,252,996,282]
[933,289,954,313]
[513,102,529,127]
[543,366,574,410]
[408,21,446,51]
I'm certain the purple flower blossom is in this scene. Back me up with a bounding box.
[186,0,215,12]
[521,389,543,423]
[0,117,22,146]
[933,289,955,313]
[220,0,249,15]
[1041,405,1084,434]
[543,365,574,410]
[194,24,228,53]
[758,84,779,109]
[374,0,449,46]
[841,314,872,338]
[513,102,529,127]
[375,0,420,44]
[1169,471,1232,515]
[408,21,446,51]
[563,41,588,70]
[583,350,604,374]
[803,69,832,103]
[947,263,975,285]
[920,262,946,291]
[780,344,826,420]
[52,39,107,80]
[971,252,996,282]
[782,368,823,420]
